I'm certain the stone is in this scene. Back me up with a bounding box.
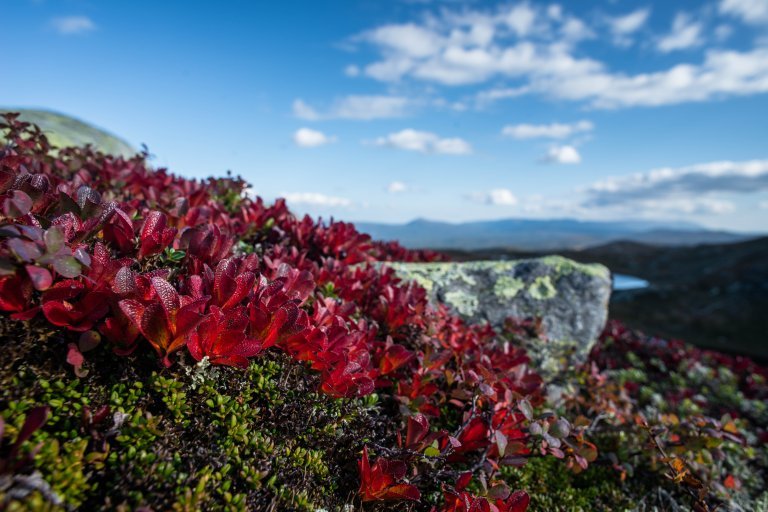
[385,256,612,380]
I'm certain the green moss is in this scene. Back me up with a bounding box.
[504,457,641,512]
[0,318,378,511]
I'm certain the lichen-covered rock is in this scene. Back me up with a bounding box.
[386,257,612,379]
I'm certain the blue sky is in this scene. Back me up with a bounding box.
[2,0,768,232]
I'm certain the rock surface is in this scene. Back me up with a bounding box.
[386,257,612,379]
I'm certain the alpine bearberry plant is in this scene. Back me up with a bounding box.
[0,113,766,511]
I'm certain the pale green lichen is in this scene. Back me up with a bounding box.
[529,276,557,300]
[537,255,610,280]
[400,269,435,293]
[494,274,526,299]
[444,289,479,316]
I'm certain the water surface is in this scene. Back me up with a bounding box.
[613,274,649,291]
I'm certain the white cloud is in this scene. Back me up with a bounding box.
[547,5,562,20]
[584,160,768,211]
[608,8,651,36]
[281,192,352,207]
[51,16,95,35]
[502,120,593,139]
[293,95,410,120]
[715,24,734,41]
[293,99,320,120]
[387,181,408,193]
[344,65,360,77]
[657,13,704,53]
[366,23,442,58]
[467,188,519,206]
[560,17,594,42]
[544,145,581,164]
[504,3,537,37]
[542,47,768,109]
[353,3,768,109]
[610,197,735,215]
[293,128,336,148]
[760,200,768,209]
[374,129,472,155]
[720,0,768,24]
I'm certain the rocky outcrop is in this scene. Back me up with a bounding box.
[386,257,612,379]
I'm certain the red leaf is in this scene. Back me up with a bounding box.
[2,189,32,218]
[493,491,530,512]
[25,265,52,291]
[379,344,415,375]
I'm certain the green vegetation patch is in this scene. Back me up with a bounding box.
[0,318,380,511]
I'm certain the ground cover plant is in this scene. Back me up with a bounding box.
[0,113,766,511]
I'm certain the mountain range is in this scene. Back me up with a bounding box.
[356,218,760,251]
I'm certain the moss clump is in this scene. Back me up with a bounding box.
[0,317,381,511]
[503,456,644,512]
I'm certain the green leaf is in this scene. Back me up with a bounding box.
[495,430,508,457]
[550,418,571,439]
[519,399,533,421]
[423,440,440,457]
[53,255,82,278]
[44,226,65,253]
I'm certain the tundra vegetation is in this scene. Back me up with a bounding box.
[0,113,766,511]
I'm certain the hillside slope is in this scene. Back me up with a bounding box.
[0,108,135,157]
[445,237,768,359]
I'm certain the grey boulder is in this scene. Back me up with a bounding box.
[385,257,612,379]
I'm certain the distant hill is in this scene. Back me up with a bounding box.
[355,218,757,251]
[0,108,135,157]
[445,237,768,360]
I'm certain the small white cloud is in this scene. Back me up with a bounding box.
[544,145,581,164]
[720,0,768,24]
[281,192,352,207]
[475,86,532,106]
[608,8,651,36]
[561,17,594,42]
[51,16,95,35]
[374,129,472,155]
[760,200,768,209]
[365,23,442,59]
[467,188,519,206]
[293,95,410,120]
[433,137,472,155]
[504,3,537,37]
[293,99,320,121]
[657,13,704,52]
[387,181,408,193]
[715,24,733,41]
[293,128,336,148]
[547,5,563,20]
[502,120,593,139]
[620,197,735,215]
[344,65,360,77]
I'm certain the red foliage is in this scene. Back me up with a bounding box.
[358,446,420,502]
[186,306,262,367]
[137,211,177,259]
[0,113,605,508]
[119,277,208,365]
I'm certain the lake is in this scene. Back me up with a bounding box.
[613,274,650,291]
